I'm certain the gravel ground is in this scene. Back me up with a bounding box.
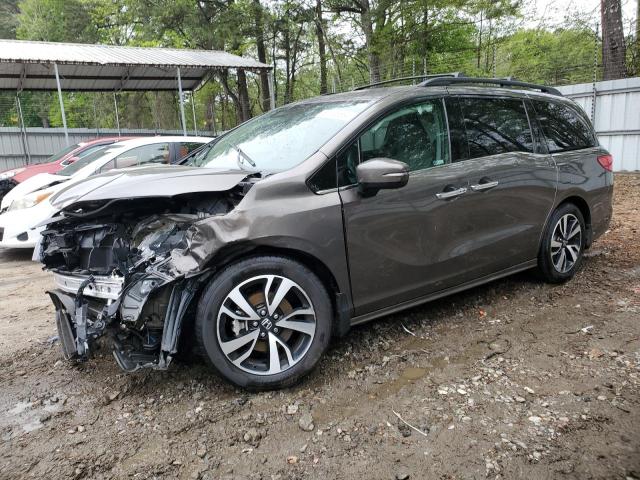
[0,174,638,480]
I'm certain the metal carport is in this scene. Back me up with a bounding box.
[0,39,273,143]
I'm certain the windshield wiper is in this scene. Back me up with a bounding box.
[231,143,256,168]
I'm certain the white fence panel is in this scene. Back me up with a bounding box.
[557,77,640,172]
[0,128,214,171]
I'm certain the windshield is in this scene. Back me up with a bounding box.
[45,143,80,163]
[57,146,111,176]
[186,100,372,172]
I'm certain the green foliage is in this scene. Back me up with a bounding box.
[497,28,599,84]
[2,0,632,130]
[16,0,100,42]
[0,0,19,39]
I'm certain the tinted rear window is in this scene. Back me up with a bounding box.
[532,100,597,153]
[458,97,534,158]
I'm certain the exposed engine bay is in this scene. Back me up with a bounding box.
[40,181,253,371]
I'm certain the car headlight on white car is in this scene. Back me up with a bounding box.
[9,189,54,211]
[0,168,26,180]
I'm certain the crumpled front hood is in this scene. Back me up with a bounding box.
[50,165,249,210]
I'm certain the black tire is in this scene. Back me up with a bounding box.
[195,255,332,390]
[537,203,586,283]
[0,179,16,205]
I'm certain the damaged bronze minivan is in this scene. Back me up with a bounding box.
[38,76,613,389]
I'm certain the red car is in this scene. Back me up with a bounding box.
[0,137,133,200]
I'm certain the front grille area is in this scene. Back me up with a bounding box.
[53,272,125,300]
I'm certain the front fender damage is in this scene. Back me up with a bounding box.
[170,209,252,275]
[40,180,257,372]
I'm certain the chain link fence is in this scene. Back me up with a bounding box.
[1,19,637,161]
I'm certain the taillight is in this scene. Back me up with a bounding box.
[597,154,613,172]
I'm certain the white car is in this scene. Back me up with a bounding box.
[0,136,211,249]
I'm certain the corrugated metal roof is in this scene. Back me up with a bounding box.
[0,39,270,92]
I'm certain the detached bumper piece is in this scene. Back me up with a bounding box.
[55,308,78,360]
[48,273,210,373]
[48,285,109,362]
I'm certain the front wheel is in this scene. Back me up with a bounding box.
[0,179,16,204]
[537,203,586,283]
[195,256,332,390]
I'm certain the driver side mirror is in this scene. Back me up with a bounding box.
[356,158,409,197]
[64,156,79,165]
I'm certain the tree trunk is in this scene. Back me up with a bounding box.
[288,24,304,101]
[477,11,483,70]
[315,0,328,94]
[237,69,251,122]
[283,18,292,104]
[272,35,278,106]
[218,70,249,126]
[422,8,429,67]
[601,0,627,80]
[205,94,215,133]
[252,0,271,112]
[361,1,381,83]
[636,0,640,75]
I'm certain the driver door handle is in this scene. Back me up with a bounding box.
[436,187,467,200]
[470,180,499,191]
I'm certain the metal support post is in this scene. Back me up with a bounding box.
[268,71,276,110]
[177,67,187,136]
[191,91,198,136]
[113,93,121,136]
[53,63,69,146]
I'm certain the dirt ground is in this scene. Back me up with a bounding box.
[0,175,638,480]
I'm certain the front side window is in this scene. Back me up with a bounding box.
[57,146,111,176]
[359,99,449,171]
[47,143,81,164]
[532,100,596,153]
[337,142,360,187]
[60,144,106,166]
[174,142,205,164]
[459,97,534,158]
[335,99,449,187]
[187,100,372,173]
[100,143,171,173]
[120,143,170,168]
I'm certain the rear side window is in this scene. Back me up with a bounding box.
[532,100,597,153]
[458,97,534,158]
[445,97,469,161]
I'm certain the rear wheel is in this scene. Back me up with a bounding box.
[537,203,586,283]
[195,256,332,390]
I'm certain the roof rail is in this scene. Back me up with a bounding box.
[418,76,563,96]
[353,72,464,91]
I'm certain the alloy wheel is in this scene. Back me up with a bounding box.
[550,213,582,274]
[216,274,317,375]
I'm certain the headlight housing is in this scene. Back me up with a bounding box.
[0,168,26,180]
[9,190,54,211]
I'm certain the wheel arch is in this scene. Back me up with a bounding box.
[199,242,353,337]
[555,194,593,247]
